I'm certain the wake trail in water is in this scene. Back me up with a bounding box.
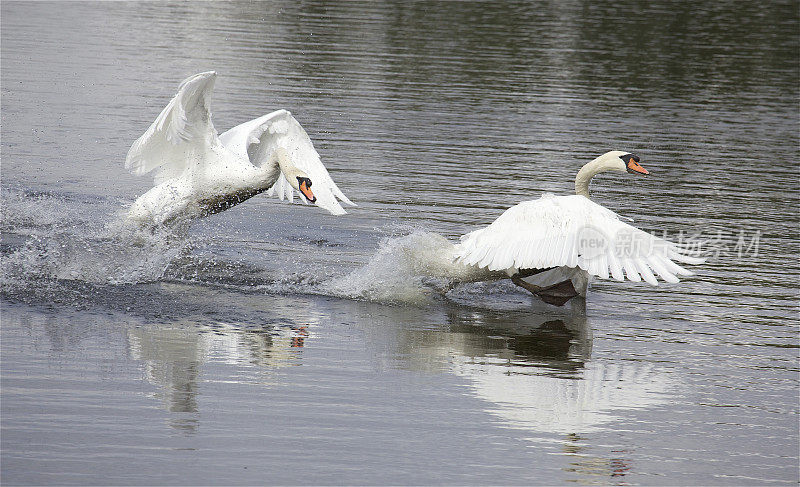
[1,188,530,310]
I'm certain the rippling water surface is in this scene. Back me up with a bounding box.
[2,1,798,485]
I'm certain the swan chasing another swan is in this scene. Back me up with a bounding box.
[452,151,704,305]
[125,71,354,226]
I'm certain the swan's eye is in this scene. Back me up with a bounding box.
[618,153,640,163]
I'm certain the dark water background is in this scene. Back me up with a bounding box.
[2,1,798,485]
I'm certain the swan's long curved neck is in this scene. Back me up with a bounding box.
[250,147,296,192]
[272,147,305,187]
[574,156,617,197]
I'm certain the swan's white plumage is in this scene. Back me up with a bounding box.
[219,110,354,216]
[453,193,702,286]
[124,71,353,224]
[125,71,218,186]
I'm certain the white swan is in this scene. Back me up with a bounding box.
[452,151,704,305]
[125,71,354,225]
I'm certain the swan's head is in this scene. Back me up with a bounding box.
[575,151,648,197]
[273,148,317,203]
[292,175,317,203]
[598,150,649,175]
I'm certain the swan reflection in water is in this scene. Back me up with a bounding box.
[356,299,673,483]
[127,297,673,433]
[344,298,675,436]
[409,304,673,433]
[126,321,312,433]
[124,292,672,483]
[348,299,676,484]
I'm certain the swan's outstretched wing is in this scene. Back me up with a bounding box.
[453,194,704,285]
[219,109,354,215]
[125,71,219,185]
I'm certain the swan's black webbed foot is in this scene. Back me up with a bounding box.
[511,274,579,306]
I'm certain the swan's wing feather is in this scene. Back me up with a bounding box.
[125,71,219,185]
[646,255,679,283]
[454,194,704,285]
[219,109,354,215]
[607,251,625,281]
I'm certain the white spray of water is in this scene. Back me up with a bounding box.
[2,189,527,307]
[327,230,497,305]
[1,189,190,288]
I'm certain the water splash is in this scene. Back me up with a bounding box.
[1,188,190,291]
[327,230,486,305]
[324,231,447,304]
[1,189,531,309]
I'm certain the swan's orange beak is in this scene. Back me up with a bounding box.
[626,158,649,175]
[299,178,317,203]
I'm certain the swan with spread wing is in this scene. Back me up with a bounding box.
[125,71,354,225]
[452,151,704,305]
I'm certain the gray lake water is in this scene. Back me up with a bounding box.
[1,1,798,485]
